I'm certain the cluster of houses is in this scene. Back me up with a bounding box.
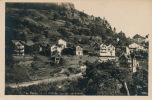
[11,39,84,63]
[11,34,148,73]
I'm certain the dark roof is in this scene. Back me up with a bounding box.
[133,34,146,39]
[12,40,24,45]
[119,53,131,60]
[21,40,34,46]
[73,45,83,48]
[11,40,18,44]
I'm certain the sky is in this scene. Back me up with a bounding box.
[70,0,152,38]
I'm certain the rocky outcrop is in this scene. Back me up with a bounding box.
[56,3,75,10]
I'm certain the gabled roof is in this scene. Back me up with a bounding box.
[119,53,131,60]
[21,40,34,46]
[100,43,107,47]
[129,42,142,46]
[133,34,146,39]
[100,43,115,49]
[12,40,24,45]
[11,40,18,44]
[58,39,66,42]
[108,44,115,48]
[74,45,83,48]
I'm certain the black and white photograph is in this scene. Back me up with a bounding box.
[4,0,150,96]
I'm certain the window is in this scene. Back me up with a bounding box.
[78,52,80,55]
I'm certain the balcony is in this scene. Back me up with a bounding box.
[16,46,24,49]
[20,50,24,52]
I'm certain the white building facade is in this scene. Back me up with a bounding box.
[58,39,67,49]
[129,42,144,52]
[99,44,115,61]
[75,46,83,56]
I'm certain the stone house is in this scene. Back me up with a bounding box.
[58,39,67,49]
[94,36,102,43]
[80,65,87,74]
[51,56,60,64]
[50,44,62,64]
[74,45,83,56]
[50,45,62,57]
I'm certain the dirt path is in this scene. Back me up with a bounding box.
[6,73,82,88]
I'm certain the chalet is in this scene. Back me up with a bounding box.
[99,44,115,61]
[119,53,132,68]
[133,34,146,44]
[58,39,67,49]
[119,50,140,73]
[74,45,83,56]
[129,42,144,52]
[12,40,24,56]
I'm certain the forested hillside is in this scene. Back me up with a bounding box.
[6,3,132,56]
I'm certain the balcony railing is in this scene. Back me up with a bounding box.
[16,46,24,49]
[20,50,24,52]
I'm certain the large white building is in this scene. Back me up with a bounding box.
[99,44,115,61]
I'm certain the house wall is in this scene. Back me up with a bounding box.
[50,45,58,52]
[132,58,139,72]
[99,56,115,61]
[100,44,115,57]
[13,41,25,56]
[50,45,61,57]
[129,43,144,51]
[58,39,67,49]
[76,46,83,55]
